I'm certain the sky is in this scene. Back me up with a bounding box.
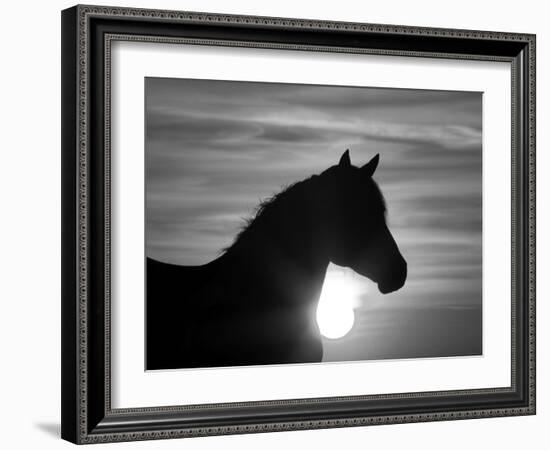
[145,77,483,362]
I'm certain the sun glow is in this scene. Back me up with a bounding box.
[316,268,361,339]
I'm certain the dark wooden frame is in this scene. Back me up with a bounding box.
[61,4,536,444]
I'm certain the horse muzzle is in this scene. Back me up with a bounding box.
[377,259,407,294]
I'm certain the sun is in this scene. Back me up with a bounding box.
[316,268,359,339]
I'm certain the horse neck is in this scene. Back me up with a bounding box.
[226,183,329,279]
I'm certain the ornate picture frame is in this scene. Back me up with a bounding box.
[61,4,535,444]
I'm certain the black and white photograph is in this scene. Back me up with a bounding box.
[145,78,483,370]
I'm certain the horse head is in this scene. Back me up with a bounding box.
[315,150,407,294]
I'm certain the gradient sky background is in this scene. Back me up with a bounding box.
[145,77,482,362]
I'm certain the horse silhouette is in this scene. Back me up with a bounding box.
[146,150,407,370]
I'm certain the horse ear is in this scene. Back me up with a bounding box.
[361,154,380,177]
[338,149,351,167]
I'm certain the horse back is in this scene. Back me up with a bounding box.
[146,257,212,369]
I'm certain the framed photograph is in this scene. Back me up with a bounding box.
[61,5,536,444]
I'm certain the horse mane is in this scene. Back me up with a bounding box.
[222,165,387,254]
[223,175,318,253]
